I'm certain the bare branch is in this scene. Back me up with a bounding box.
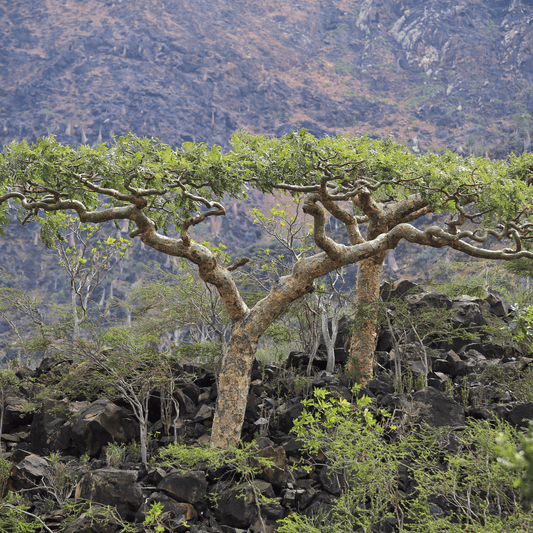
[318,183,365,245]
[227,257,250,272]
[303,193,345,261]
[180,202,225,247]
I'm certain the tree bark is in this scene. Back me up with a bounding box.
[210,318,259,449]
[71,281,81,342]
[322,303,339,373]
[348,251,387,384]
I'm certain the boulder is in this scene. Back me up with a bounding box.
[63,508,123,533]
[482,293,506,317]
[507,403,533,428]
[380,279,420,301]
[277,400,306,435]
[75,468,143,521]
[3,394,32,433]
[319,465,344,496]
[8,453,49,491]
[70,399,138,458]
[444,350,466,376]
[213,482,258,529]
[406,292,453,310]
[451,299,487,330]
[135,491,197,524]
[173,389,196,416]
[367,374,395,396]
[412,387,465,427]
[157,470,207,504]
[253,445,288,488]
[286,351,311,370]
[30,398,72,455]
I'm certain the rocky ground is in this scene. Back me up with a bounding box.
[2,281,533,532]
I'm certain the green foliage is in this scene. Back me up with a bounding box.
[42,452,77,506]
[106,442,127,467]
[3,130,532,237]
[498,420,533,509]
[155,439,274,478]
[0,133,247,235]
[0,493,41,533]
[478,364,533,403]
[408,420,524,528]
[279,391,531,532]
[155,439,278,514]
[431,259,530,307]
[127,266,231,350]
[174,341,225,368]
[508,302,533,352]
[61,499,136,533]
[0,457,11,499]
[143,501,166,533]
[79,452,90,464]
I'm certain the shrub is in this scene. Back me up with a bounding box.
[278,388,532,532]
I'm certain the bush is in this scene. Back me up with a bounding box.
[498,419,533,509]
[0,493,41,533]
[278,388,533,532]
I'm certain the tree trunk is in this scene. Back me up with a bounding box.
[139,417,148,467]
[322,304,338,374]
[210,318,259,449]
[348,252,387,384]
[71,282,80,342]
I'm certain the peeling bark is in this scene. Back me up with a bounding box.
[348,252,387,383]
[210,319,258,449]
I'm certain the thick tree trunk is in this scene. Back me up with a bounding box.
[210,318,259,449]
[348,251,387,384]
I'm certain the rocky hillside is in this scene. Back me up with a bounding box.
[1,0,533,156]
[2,282,533,531]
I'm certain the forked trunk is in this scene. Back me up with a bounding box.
[210,319,259,449]
[348,252,386,384]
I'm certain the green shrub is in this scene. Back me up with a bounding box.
[0,457,10,499]
[106,442,126,467]
[498,419,533,509]
[0,493,41,533]
[278,388,532,532]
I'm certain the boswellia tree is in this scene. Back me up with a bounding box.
[1,130,533,449]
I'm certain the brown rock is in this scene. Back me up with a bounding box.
[70,399,138,458]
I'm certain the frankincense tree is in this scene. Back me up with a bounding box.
[1,130,533,449]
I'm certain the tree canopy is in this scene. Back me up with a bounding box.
[1,129,533,448]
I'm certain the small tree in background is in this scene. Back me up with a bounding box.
[0,270,52,365]
[66,325,179,466]
[498,420,533,510]
[0,368,18,457]
[41,213,131,341]
[127,262,232,354]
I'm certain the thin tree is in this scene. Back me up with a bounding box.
[41,213,131,341]
[1,131,533,449]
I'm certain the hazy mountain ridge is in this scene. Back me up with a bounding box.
[1,0,533,155]
[1,0,533,356]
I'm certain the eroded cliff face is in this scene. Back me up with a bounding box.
[1,0,532,155]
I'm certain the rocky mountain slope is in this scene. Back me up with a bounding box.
[1,0,533,156]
